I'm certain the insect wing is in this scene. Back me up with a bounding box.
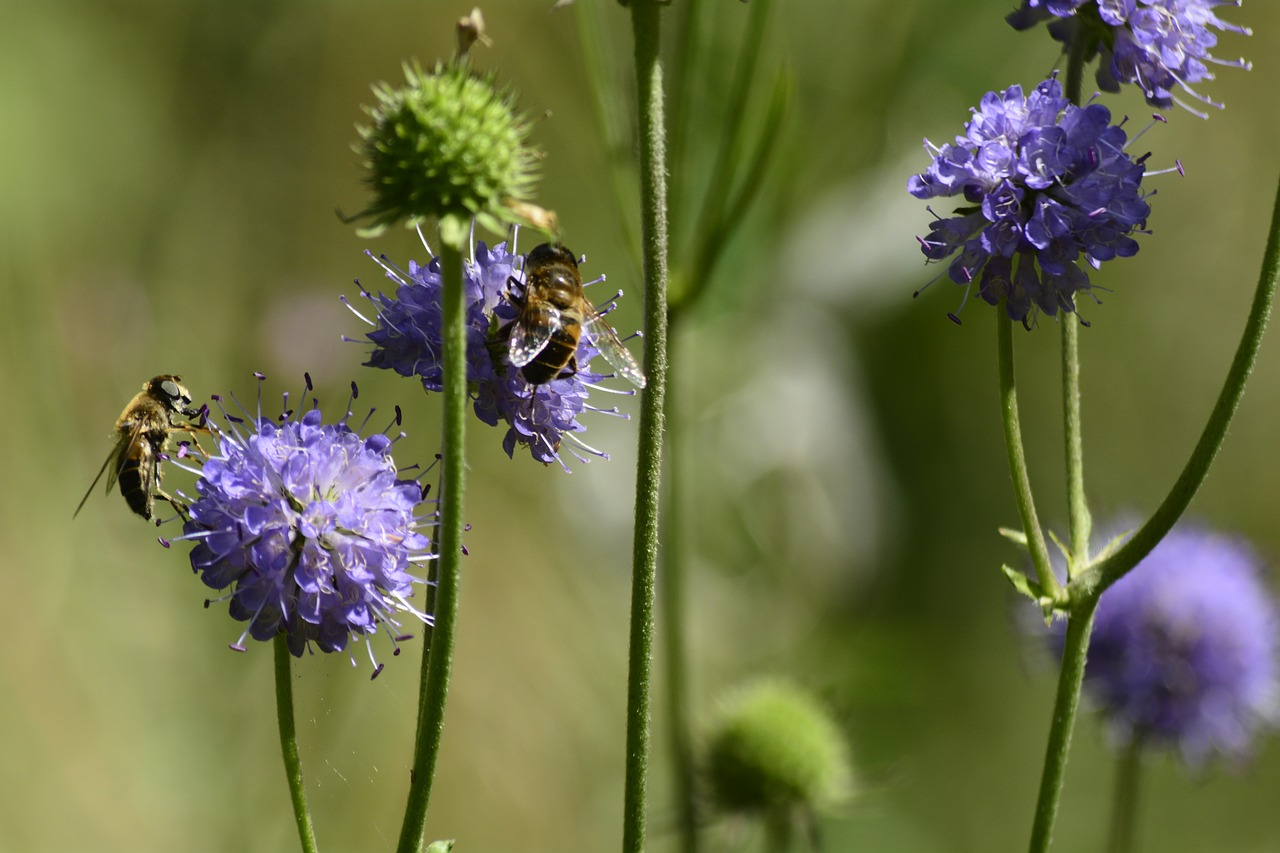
[73,430,134,519]
[584,312,647,388]
[507,308,558,368]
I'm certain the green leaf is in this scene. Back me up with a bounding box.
[425,841,455,853]
[998,527,1029,550]
[1001,564,1042,602]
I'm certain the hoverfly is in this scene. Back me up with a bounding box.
[74,375,207,521]
[497,243,646,388]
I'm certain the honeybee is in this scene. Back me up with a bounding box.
[498,243,647,388]
[74,375,207,521]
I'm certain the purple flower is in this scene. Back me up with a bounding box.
[1008,0,1251,116]
[908,77,1151,324]
[346,236,635,469]
[1054,525,1279,765]
[177,376,433,676]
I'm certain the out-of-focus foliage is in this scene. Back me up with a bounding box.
[5,1,1280,850]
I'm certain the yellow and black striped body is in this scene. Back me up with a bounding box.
[517,300,581,385]
[504,244,587,385]
[115,399,170,520]
[495,243,647,390]
[75,375,204,522]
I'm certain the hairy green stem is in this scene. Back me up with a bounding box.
[1028,595,1099,853]
[1061,316,1090,567]
[1080,171,1280,595]
[1062,26,1091,568]
[397,243,467,853]
[274,633,319,853]
[997,309,1060,600]
[1106,737,1144,853]
[624,2,669,851]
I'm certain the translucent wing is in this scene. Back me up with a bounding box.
[584,311,647,389]
[73,424,142,518]
[507,307,559,368]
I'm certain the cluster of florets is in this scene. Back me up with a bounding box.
[351,61,540,238]
[909,77,1151,324]
[702,679,853,825]
[1007,0,1251,115]
[177,376,433,676]
[1050,525,1279,765]
[348,237,631,469]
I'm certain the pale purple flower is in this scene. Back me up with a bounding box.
[909,76,1151,324]
[176,375,433,676]
[1008,0,1251,116]
[346,235,635,469]
[1052,524,1278,765]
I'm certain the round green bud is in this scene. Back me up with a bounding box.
[703,679,853,820]
[352,60,540,243]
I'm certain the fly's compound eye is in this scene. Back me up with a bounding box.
[159,379,192,412]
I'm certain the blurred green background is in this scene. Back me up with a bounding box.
[5,0,1280,850]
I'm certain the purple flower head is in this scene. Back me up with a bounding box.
[1008,0,1251,116]
[176,375,434,677]
[909,77,1151,325]
[346,233,638,470]
[1051,524,1279,766]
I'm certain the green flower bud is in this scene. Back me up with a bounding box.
[703,680,853,823]
[351,60,540,245]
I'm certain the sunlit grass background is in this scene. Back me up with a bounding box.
[6,1,1280,850]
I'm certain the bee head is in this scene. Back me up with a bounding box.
[149,374,196,416]
[527,243,578,269]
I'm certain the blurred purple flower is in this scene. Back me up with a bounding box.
[1052,525,1278,765]
[178,376,433,676]
[346,236,634,469]
[1007,0,1251,116]
[908,76,1151,324]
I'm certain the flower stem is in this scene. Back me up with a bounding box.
[1061,18,1091,569]
[274,633,319,853]
[1081,171,1280,595]
[397,242,467,853]
[997,309,1060,600]
[1106,737,1144,853]
[1061,315,1090,568]
[624,3,670,852]
[1027,594,1099,853]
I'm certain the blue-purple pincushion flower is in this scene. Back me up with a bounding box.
[1008,1,1251,116]
[908,77,1151,324]
[178,377,432,675]
[347,236,633,469]
[1054,525,1278,765]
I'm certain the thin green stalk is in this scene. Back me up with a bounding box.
[1062,17,1091,568]
[575,1,642,262]
[667,0,701,234]
[679,68,790,316]
[1061,315,1090,567]
[1027,595,1099,853]
[1081,171,1280,596]
[1106,737,1144,853]
[397,243,467,853]
[274,633,319,853]
[997,309,1061,600]
[763,812,792,853]
[624,2,669,851]
[660,329,697,853]
[677,0,778,314]
[1062,27,1089,106]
